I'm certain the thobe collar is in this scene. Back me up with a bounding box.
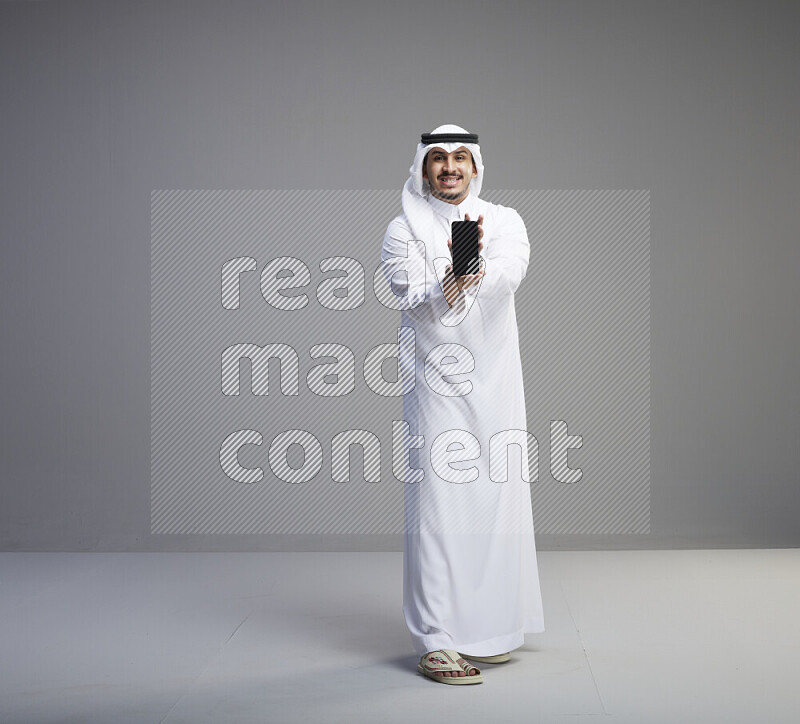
[426,191,478,222]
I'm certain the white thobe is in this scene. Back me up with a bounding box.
[381,191,545,658]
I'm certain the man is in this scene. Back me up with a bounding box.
[380,125,545,685]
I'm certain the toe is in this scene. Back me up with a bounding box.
[457,657,479,675]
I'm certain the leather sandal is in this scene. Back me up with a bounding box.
[417,649,483,685]
[457,651,511,663]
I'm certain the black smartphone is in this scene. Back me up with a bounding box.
[451,220,480,277]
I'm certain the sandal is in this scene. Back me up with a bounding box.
[457,651,511,664]
[417,649,484,685]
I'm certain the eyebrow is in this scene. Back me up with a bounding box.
[430,147,470,155]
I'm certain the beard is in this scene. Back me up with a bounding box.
[430,178,470,202]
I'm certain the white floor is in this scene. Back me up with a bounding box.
[1,549,798,724]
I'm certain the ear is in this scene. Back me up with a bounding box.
[422,153,429,179]
[472,160,478,178]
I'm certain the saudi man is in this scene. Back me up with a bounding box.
[379,125,545,685]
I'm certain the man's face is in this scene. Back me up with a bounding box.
[422,146,478,204]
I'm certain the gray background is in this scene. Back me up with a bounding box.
[149,189,650,537]
[1,0,797,551]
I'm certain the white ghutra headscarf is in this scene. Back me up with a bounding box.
[399,124,485,324]
[401,124,484,248]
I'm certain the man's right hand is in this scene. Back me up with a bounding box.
[445,236,485,307]
[442,264,460,308]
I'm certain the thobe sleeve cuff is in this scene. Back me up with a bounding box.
[381,222,444,310]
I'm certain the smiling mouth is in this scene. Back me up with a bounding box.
[439,176,462,186]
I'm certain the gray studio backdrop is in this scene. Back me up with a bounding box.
[1,0,797,551]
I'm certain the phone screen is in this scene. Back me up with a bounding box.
[451,220,480,277]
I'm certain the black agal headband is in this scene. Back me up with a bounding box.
[420,132,479,145]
